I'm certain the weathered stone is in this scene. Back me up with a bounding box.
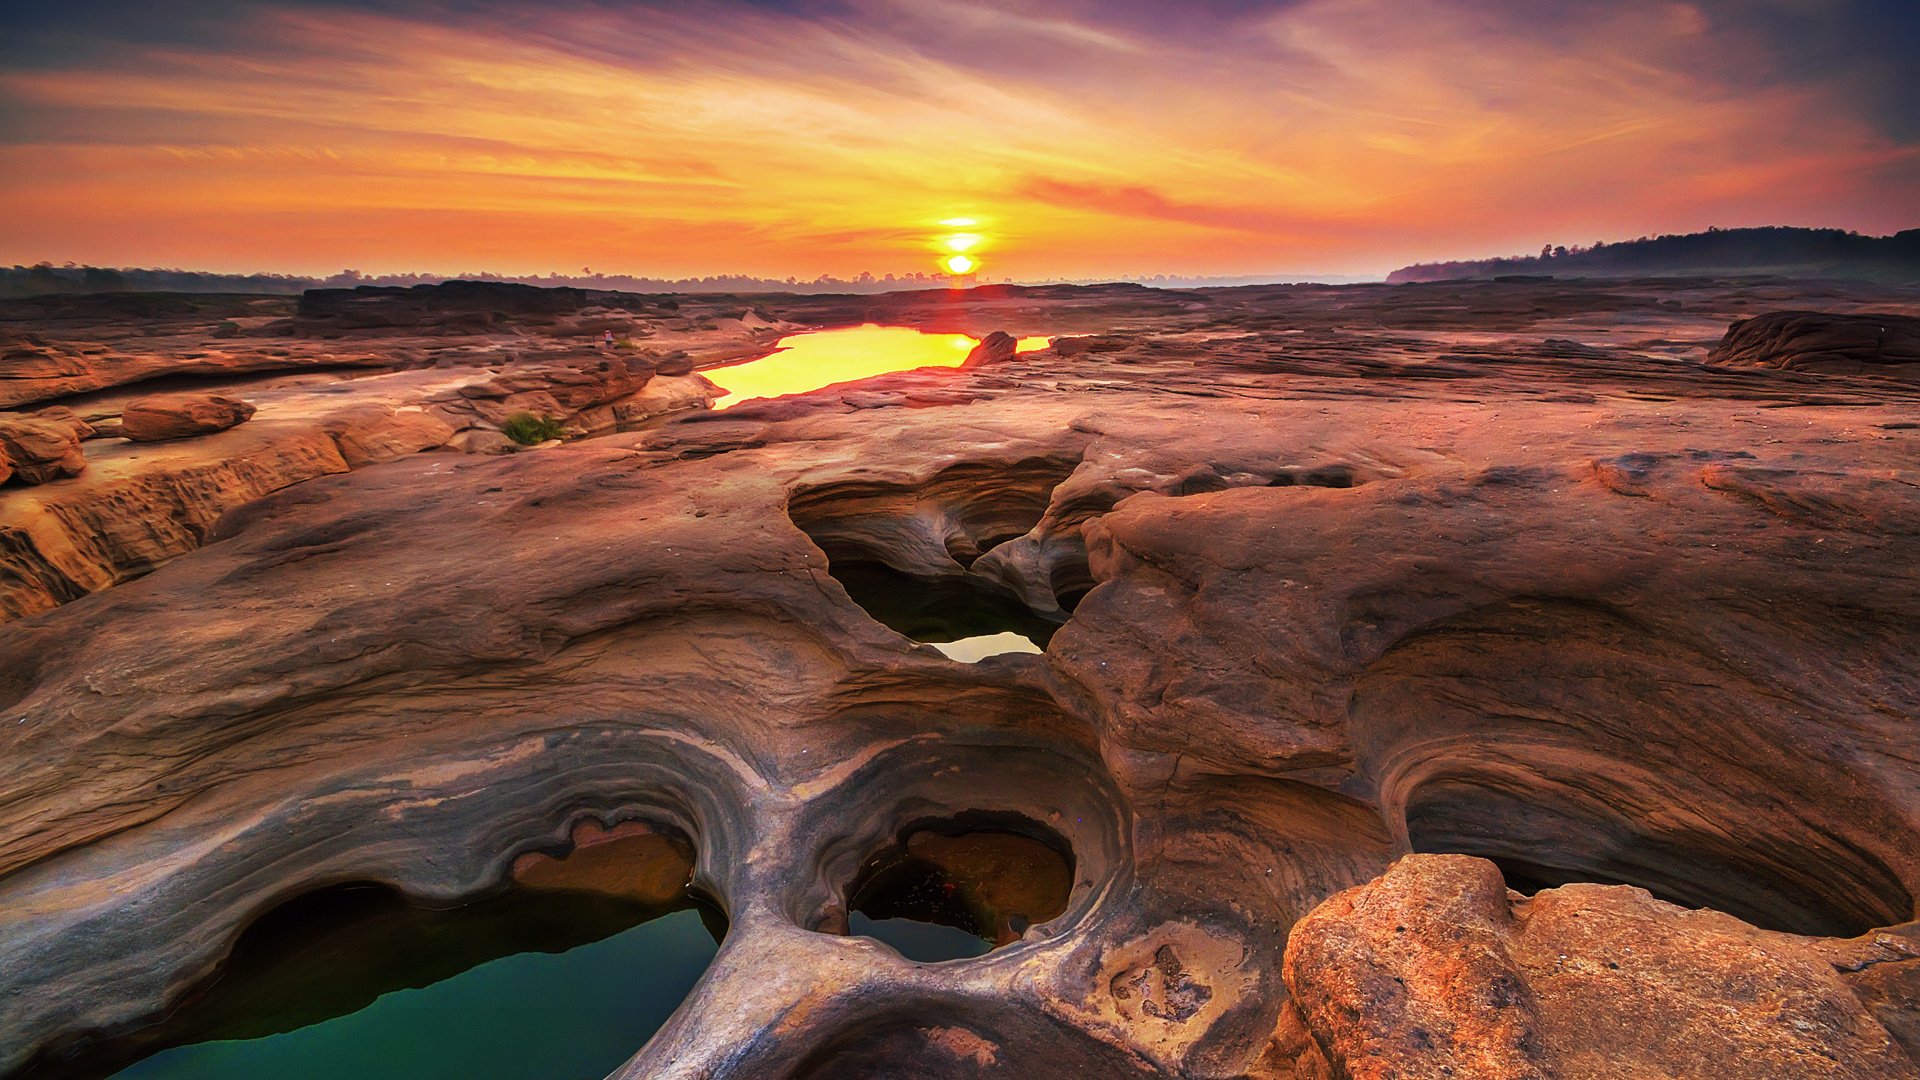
[444,428,517,454]
[1,276,1919,1078]
[120,393,257,441]
[1708,310,1920,375]
[1282,855,1917,1079]
[0,415,86,485]
[30,406,95,441]
[964,330,1019,366]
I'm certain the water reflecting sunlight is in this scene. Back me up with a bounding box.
[706,325,1050,409]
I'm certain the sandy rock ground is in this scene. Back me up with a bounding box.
[0,276,1917,1077]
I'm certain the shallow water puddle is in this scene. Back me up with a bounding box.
[706,324,1050,409]
[90,826,719,1080]
[848,911,992,962]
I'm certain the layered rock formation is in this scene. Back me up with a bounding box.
[0,416,86,486]
[0,276,1918,1078]
[1708,310,1920,375]
[0,285,779,620]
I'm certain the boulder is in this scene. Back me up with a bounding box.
[31,406,96,440]
[120,394,257,442]
[319,405,456,467]
[445,428,516,455]
[1281,855,1917,1079]
[1707,311,1920,375]
[963,330,1018,366]
[0,415,87,485]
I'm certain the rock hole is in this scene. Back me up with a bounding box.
[1404,780,1911,938]
[52,822,722,1080]
[830,561,1062,660]
[844,815,1074,963]
[1357,598,1916,941]
[789,455,1087,659]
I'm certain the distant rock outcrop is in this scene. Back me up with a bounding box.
[293,281,658,335]
[1707,311,1920,376]
[120,394,257,441]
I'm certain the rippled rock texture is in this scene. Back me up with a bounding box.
[1,276,1918,1078]
[1708,310,1920,376]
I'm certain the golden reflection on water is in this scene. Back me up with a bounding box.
[707,324,1051,409]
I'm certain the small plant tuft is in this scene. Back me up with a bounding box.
[501,412,566,445]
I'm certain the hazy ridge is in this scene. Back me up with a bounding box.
[1387,226,1920,284]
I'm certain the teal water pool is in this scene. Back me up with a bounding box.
[109,905,718,1080]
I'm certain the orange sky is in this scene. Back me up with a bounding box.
[1,0,1914,280]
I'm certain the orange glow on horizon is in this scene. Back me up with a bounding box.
[0,4,1911,279]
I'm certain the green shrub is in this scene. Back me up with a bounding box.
[501,412,565,445]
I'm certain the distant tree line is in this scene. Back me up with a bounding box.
[0,261,1376,300]
[1386,226,1920,284]
[0,263,1020,299]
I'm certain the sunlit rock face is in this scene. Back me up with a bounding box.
[1,277,1919,1078]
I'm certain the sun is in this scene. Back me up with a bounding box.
[944,253,977,275]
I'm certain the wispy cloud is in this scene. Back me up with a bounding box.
[0,0,1911,277]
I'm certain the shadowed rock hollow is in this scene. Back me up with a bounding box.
[0,276,1918,1078]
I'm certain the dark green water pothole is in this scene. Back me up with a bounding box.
[846,821,1075,964]
[57,824,722,1080]
[847,911,993,963]
[831,562,1064,662]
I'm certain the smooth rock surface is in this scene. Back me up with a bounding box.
[119,393,257,441]
[0,276,1917,1078]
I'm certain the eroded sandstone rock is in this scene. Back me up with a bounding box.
[1709,310,1920,375]
[1281,854,1918,1079]
[120,393,257,441]
[0,415,86,485]
[0,277,1918,1077]
[964,330,1018,366]
[29,407,95,441]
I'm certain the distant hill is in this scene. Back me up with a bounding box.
[1386,227,1920,284]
